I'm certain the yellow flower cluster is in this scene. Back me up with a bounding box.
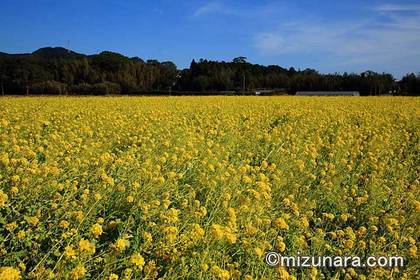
[0,96,418,279]
[130,253,145,269]
[90,223,103,238]
[0,190,8,208]
[0,267,21,280]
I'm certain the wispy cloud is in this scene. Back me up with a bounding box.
[254,33,284,54]
[253,3,420,71]
[190,1,419,76]
[193,2,224,17]
[192,1,282,18]
[375,3,420,13]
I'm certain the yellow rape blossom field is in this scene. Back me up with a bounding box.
[0,96,419,280]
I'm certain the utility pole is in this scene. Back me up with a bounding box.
[242,74,246,92]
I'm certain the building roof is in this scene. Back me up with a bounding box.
[296,91,360,96]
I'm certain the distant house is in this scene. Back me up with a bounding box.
[296,91,360,96]
[254,89,287,95]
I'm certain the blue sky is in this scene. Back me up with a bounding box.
[1,0,419,78]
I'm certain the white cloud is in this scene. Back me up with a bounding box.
[254,33,285,54]
[375,3,420,13]
[191,1,420,76]
[253,3,420,70]
[192,1,283,18]
[193,2,224,17]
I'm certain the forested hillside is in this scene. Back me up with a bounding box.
[0,47,419,95]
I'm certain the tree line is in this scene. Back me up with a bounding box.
[0,47,418,96]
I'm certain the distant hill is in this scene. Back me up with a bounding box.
[0,47,178,95]
[0,51,24,58]
[0,47,85,60]
[31,47,85,60]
